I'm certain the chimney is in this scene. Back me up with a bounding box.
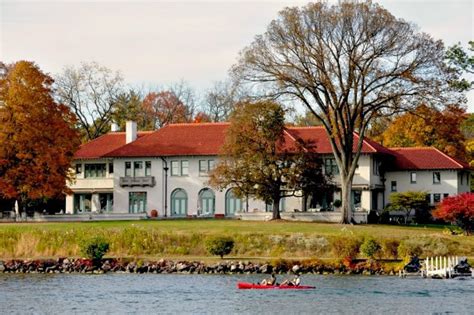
[111,122,120,132]
[126,121,137,144]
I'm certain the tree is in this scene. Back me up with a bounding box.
[55,62,123,141]
[432,193,474,235]
[0,61,80,214]
[445,41,474,91]
[208,100,328,220]
[202,80,246,122]
[388,191,429,225]
[232,1,455,223]
[142,91,191,129]
[380,104,467,160]
[111,89,146,131]
[193,112,212,123]
[294,110,323,126]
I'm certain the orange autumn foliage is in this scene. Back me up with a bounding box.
[0,61,80,206]
[380,104,467,160]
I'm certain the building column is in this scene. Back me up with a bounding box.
[91,194,100,212]
[65,194,74,214]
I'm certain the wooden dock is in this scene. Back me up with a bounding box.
[422,256,473,279]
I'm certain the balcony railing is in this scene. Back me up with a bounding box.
[119,176,156,187]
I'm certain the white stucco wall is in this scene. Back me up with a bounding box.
[384,170,460,206]
[112,156,272,216]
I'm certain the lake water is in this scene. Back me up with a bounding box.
[0,274,473,314]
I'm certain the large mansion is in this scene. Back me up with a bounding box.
[67,121,471,223]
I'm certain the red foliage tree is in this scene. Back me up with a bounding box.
[193,112,212,123]
[141,91,191,129]
[0,61,80,213]
[432,193,474,235]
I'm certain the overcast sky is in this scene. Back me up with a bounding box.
[1,0,473,111]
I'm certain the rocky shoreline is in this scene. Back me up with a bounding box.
[0,258,398,275]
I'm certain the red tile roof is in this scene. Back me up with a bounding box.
[287,127,392,154]
[74,132,152,159]
[75,123,470,170]
[389,147,470,170]
[105,123,229,157]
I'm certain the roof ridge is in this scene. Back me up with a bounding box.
[166,122,230,127]
[389,146,435,150]
[288,125,325,129]
[431,147,465,169]
[352,133,376,153]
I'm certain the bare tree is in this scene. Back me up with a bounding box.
[202,80,245,122]
[168,80,197,121]
[233,1,456,223]
[55,62,123,141]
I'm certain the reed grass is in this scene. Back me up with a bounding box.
[0,220,472,260]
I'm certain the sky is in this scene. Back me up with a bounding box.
[1,0,473,111]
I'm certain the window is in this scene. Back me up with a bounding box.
[125,162,132,177]
[225,189,243,216]
[84,163,106,178]
[433,172,441,184]
[324,158,339,175]
[108,162,114,174]
[74,193,92,213]
[134,161,143,177]
[145,161,152,176]
[373,158,379,175]
[199,188,215,215]
[433,193,441,203]
[181,161,189,176]
[171,189,188,216]
[199,159,215,176]
[129,192,146,213]
[171,161,180,176]
[352,190,362,209]
[171,160,189,176]
[99,193,113,212]
[391,181,397,192]
[75,163,82,175]
[410,172,417,184]
[426,194,431,204]
[443,193,449,199]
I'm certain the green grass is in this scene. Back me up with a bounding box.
[0,219,472,260]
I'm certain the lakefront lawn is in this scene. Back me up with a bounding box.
[0,219,472,260]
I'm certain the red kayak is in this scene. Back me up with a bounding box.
[237,282,315,290]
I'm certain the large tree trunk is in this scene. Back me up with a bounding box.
[340,176,353,224]
[272,196,281,220]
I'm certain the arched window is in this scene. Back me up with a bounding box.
[171,188,187,217]
[199,188,215,215]
[225,189,243,216]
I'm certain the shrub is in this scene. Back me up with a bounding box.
[360,238,381,259]
[330,236,362,259]
[432,193,474,235]
[380,239,400,259]
[150,209,158,218]
[80,237,109,262]
[397,240,422,259]
[205,236,235,259]
[333,200,342,208]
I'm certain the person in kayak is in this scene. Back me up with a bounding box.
[281,274,301,286]
[260,273,277,286]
